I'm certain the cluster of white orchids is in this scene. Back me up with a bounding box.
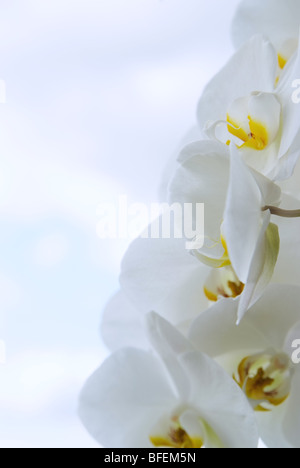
[79,0,300,449]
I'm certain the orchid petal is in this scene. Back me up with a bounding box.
[179,352,259,448]
[272,193,300,285]
[159,126,205,202]
[278,31,300,162]
[120,235,197,314]
[146,312,192,400]
[169,142,229,241]
[237,220,280,323]
[244,284,300,351]
[120,233,209,327]
[231,0,300,52]
[223,144,264,284]
[282,371,300,448]
[189,298,269,358]
[256,406,293,449]
[79,348,176,448]
[190,285,300,360]
[197,35,277,130]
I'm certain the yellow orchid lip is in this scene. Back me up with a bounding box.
[150,415,203,449]
[204,267,244,303]
[234,352,292,411]
[226,92,281,152]
[150,412,225,449]
[150,429,203,449]
[198,235,244,303]
[227,115,269,151]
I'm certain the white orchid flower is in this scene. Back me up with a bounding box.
[189,284,300,449]
[169,140,282,323]
[79,312,258,448]
[232,0,300,68]
[120,226,211,332]
[159,126,205,202]
[197,34,300,181]
[120,140,300,327]
[280,156,300,201]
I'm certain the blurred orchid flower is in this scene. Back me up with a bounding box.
[232,0,300,68]
[171,141,283,323]
[79,312,258,448]
[81,0,300,452]
[189,284,300,449]
[120,140,299,326]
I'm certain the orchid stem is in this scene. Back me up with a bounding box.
[262,206,300,218]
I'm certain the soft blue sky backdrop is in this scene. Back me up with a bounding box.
[0,0,241,448]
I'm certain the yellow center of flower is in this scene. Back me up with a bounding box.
[150,412,225,449]
[227,115,268,151]
[234,352,292,411]
[226,92,281,152]
[204,266,244,302]
[199,236,244,302]
[150,425,203,449]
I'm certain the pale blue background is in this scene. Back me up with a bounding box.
[0,0,241,448]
